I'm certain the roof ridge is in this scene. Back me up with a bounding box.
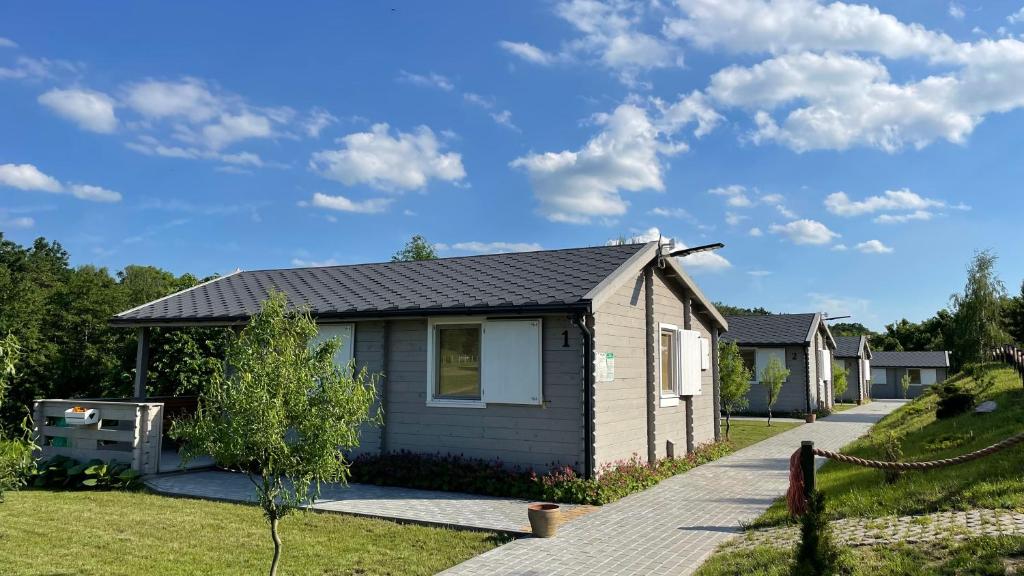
[241,243,647,274]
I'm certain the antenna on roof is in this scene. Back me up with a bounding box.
[667,242,725,258]
[824,315,851,321]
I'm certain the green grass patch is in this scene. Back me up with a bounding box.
[752,364,1024,528]
[724,419,803,452]
[0,489,505,575]
[830,403,857,413]
[696,536,1024,576]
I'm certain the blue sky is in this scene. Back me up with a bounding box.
[2,1,1023,330]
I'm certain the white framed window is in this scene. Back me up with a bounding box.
[871,367,887,384]
[920,368,937,385]
[908,368,922,385]
[310,323,355,370]
[659,324,680,407]
[755,348,787,382]
[426,317,543,408]
[658,324,703,406]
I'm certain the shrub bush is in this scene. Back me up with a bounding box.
[935,383,976,419]
[33,455,141,490]
[792,490,846,575]
[349,442,732,506]
[876,431,904,485]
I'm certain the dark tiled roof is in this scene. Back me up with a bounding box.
[113,244,648,325]
[871,351,950,368]
[720,313,818,345]
[834,335,867,358]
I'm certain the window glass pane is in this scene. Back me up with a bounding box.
[436,325,481,399]
[909,369,921,385]
[661,331,675,394]
[740,349,757,378]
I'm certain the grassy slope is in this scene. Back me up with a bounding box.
[755,364,1024,528]
[0,490,504,576]
[724,420,802,452]
[696,364,1024,576]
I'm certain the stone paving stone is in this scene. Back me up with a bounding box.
[439,400,905,576]
[147,471,592,534]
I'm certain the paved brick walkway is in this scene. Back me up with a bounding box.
[147,470,592,534]
[735,509,1024,550]
[439,400,904,576]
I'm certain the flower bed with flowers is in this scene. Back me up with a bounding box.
[349,441,731,505]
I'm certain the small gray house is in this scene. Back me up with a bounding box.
[833,335,872,404]
[112,242,728,477]
[870,350,950,398]
[721,313,837,415]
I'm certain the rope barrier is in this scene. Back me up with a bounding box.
[811,432,1024,470]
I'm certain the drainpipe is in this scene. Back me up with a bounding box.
[644,267,657,465]
[683,297,695,454]
[572,313,596,479]
[805,345,813,414]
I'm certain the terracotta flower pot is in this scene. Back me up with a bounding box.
[527,503,561,538]
[805,413,817,423]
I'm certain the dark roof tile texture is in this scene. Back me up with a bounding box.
[720,313,817,345]
[834,335,867,358]
[871,351,949,368]
[114,244,647,324]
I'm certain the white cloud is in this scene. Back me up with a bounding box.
[38,88,118,133]
[665,0,961,62]
[308,192,393,214]
[949,3,965,20]
[499,41,556,65]
[708,184,752,207]
[724,211,748,225]
[855,239,894,253]
[874,210,934,224]
[396,70,454,91]
[1009,7,1024,24]
[123,78,221,122]
[199,112,274,150]
[443,241,544,254]
[650,207,694,220]
[832,243,848,251]
[807,292,873,322]
[1,216,34,229]
[490,110,519,131]
[824,188,948,218]
[0,37,17,48]
[769,219,840,245]
[463,92,496,108]
[748,227,763,237]
[0,56,77,81]
[0,163,63,192]
[303,108,337,138]
[68,184,122,203]
[511,104,675,223]
[291,257,340,267]
[653,91,723,137]
[0,163,121,202]
[311,123,465,192]
[748,270,772,277]
[613,227,731,272]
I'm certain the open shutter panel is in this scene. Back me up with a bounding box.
[819,350,832,381]
[312,324,355,369]
[481,319,542,405]
[699,335,710,371]
[862,359,871,380]
[679,329,703,395]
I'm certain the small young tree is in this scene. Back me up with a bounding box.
[0,334,34,502]
[831,361,848,402]
[900,372,912,399]
[172,292,380,576]
[760,356,790,426]
[391,234,438,262]
[718,341,752,440]
[949,249,1009,369]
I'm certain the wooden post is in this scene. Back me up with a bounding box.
[800,440,816,501]
[133,327,150,399]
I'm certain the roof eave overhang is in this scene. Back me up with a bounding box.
[108,301,591,329]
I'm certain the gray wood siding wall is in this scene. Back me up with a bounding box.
[591,268,719,467]
[871,367,948,399]
[835,357,865,403]
[743,345,811,414]
[351,321,386,455]
[362,315,584,471]
[592,274,648,467]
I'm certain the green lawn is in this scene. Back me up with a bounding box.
[697,364,1024,576]
[723,419,802,451]
[0,489,505,576]
[830,402,857,413]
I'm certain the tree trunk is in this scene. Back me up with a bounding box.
[269,516,282,576]
[767,406,773,427]
[725,412,731,440]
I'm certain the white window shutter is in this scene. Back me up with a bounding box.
[699,336,710,371]
[679,329,702,395]
[481,319,543,405]
[819,350,832,381]
[312,324,355,369]
[862,359,871,379]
